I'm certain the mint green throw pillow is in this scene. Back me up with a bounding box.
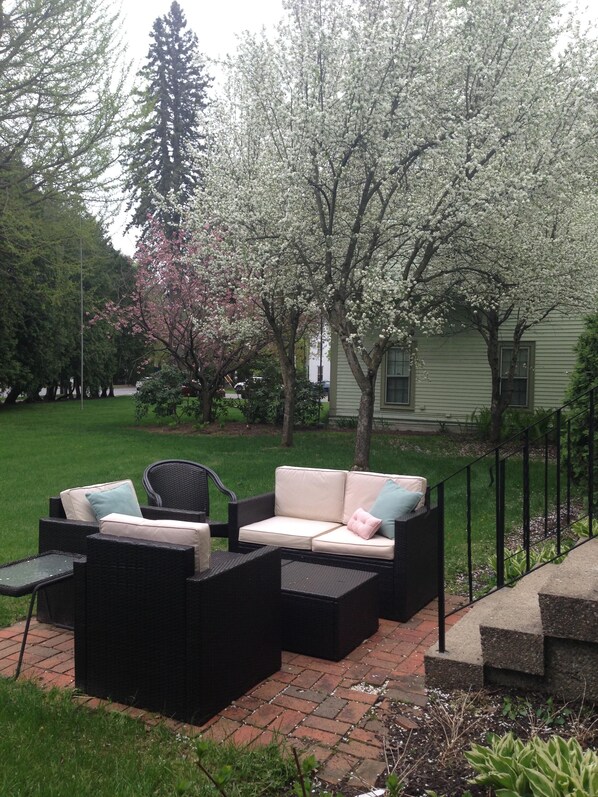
[368,479,423,539]
[86,483,143,521]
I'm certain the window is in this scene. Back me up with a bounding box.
[383,347,412,407]
[500,345,532,408]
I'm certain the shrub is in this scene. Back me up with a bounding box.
[465,732,598,796]
[134,366,228,425]
[469,406,557,443]
[236,362,321,427]
[134,366,186,422]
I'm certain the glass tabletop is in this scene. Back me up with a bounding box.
[0,552,80,596]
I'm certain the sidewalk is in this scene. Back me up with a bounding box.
[0,596,465,791]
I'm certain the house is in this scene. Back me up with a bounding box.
[329,312,585,431]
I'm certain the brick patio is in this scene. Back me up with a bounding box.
[0,596,465,790]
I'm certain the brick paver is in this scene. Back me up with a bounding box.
[0,595,467,791]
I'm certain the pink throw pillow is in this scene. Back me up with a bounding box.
[347,507,382,540]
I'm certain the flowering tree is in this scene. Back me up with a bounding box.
[440,189,598,442]
[191,106,319,446]
[105,220,267,422]
[198,0,598,468]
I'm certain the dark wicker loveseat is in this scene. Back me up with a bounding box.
[38,495,206,627]
[228,466,440,623]
[74,536,281,725]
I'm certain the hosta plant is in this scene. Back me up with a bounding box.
[465,732,598,797]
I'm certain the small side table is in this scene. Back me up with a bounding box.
[0,551,84,678]
[281,561,379,661]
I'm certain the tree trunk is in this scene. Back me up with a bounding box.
[3,387,21,405]
[337,333,384,471]
[353,381,376,470]
[279,360,296,448]
[201,387,212,423]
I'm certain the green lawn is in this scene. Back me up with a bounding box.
[0,397,558,795]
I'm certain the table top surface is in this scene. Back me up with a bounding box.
[281,559,378,599]
[0,551,83,597]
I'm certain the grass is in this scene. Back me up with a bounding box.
[0,396,559,795]
[0,679,294,796]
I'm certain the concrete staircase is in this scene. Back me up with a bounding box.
[425,538,598,702]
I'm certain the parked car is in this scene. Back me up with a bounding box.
[234,376,264,397]
[310,380,330,399]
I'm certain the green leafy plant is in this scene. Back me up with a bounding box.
[334,416,359,429]
[468,407,556,443]
[134,366,187,422]
[502,695,530,721]
[236,362,320,427]
[535,698,573,729]
[465,732,598,796]
[569,518,593,540]
[490,536,580,585]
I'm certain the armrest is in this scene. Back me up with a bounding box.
[190,545,280,582]
[228,492,275,550]
[39,516,99,556]
[393,505,440,621]
[141,506,206,523]
[49,496,66,518]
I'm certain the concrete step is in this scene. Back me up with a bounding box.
[486,636,598,703]
[424,588,512,691]
[539,538,598,644]
[479,565,558,676]
[425,538,598,699]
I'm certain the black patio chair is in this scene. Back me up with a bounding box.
[74,535,281,725]
[143,459,237,538]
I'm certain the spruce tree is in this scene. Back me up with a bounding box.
[124,1,210,236]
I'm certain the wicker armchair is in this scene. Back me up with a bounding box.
[74,536,281,725]
[143,460,236,538]
[38,496,205,628]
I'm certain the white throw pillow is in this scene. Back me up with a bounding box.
[99,513,211,573]
[61,479,138,522]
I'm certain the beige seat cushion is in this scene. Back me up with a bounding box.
[275,466,347,523]
[239,516,341,550]
[342,471,427,524]
[99,513,211,572]
[61,479,138,522]
[312,527,395,560]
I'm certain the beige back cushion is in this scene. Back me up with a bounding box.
[342,471,427,524]
[61,479,137,522]
[275,466,348,523]
[99,513,211,573]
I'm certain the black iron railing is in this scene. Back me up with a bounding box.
[429,386,597,653]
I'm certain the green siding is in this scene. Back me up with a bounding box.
[332,312,585,429]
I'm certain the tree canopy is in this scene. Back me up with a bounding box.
[195,0,598,466]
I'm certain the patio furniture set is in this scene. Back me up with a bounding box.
[7,460,439,726]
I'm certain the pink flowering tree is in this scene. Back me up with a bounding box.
[105,220,267,422]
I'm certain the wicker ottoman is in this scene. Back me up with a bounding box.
[281,560,379,661]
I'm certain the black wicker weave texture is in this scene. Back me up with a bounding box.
[281,561,379,661]
[143,459,236,516]
[75,536,281,726]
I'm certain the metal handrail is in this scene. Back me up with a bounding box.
[432,384,597,653]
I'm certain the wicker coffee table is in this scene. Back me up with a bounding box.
[280,560,379,661]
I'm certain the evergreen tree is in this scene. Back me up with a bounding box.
[124,1,211,237]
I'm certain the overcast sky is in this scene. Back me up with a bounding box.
[121,0,283,65]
